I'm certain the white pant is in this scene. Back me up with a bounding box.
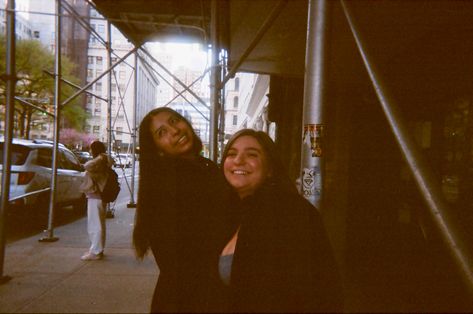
[87,198,106,254]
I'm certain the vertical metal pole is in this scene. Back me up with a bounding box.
[340,0,473,294]
[300,0,329,209]
[39,0,61,242]
[209,0,220,162]
[218,50,227,157]
[106,21,112,155]
[127,51,137,208]
[0,0,16,283]
[105,20,114,217]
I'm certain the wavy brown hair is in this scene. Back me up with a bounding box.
[221,129,297,195]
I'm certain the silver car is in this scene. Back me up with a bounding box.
[0,138,86,212]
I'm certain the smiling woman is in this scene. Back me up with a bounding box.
[219,129,343,313]
[133,107,237,313]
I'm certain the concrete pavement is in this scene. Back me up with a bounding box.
[0,200,158,313]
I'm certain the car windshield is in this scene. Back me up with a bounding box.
[0,143,31,165]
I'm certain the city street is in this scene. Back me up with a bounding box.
[0,166,156,314]
[6,165,138,244]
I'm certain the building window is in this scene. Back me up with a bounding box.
[95,97,101,105]
[96,70,102,77]
[87,69,94,78]
[118,84,125,92]
[233,96,239,108]
[96,82,102,92]
[86,95,93,104]
[93,126,100,134]
[97,24,105,34]
[119,71,126,79]
[88,56,94,64]
[96,56,103,65]
[234,77,240,91]
[33,30,40,38]
[232,115,238,126]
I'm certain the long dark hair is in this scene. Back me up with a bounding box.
[133,107,203,258]
[90,140,106,158]
[221,129,297,194]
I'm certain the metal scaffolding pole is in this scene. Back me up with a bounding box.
[299,0,329,209]
[0,0,16,284]
[127,52,138,208]
[105,20,114,218]
[209,0,220,162]
[39,0,62,242]
[340,0,473,295]
[106,20,112,154]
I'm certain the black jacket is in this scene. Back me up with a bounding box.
[140,156,237,313]
[228,184,344,313]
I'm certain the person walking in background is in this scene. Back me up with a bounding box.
[133,107,237,313]
[220,129,344,313]
[80,140,114,261]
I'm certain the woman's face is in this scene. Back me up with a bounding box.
[223,135,271,199]
[149,111,195,157]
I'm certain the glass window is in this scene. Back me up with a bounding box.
[61,149,82,171]
[233,96,239,108]
[234,77,240,91]
[0,144,31,165]
[35,147,53,168]
[233,115,238,126]
[96,82,102,92]
[96,56,103,65]
[88,56,94,64]
[93,126,100,134]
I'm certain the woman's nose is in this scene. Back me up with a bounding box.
[233,153,244,164]
[169,125,180,135]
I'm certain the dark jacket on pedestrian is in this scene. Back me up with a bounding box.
[227,183,344,313]
[137,155,237,313]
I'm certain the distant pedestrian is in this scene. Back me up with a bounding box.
[80,140,114,261]
[220,129,344,312]
[133,107,237,313]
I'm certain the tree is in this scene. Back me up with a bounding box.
[60,128,96,150]
[0,35,88,138]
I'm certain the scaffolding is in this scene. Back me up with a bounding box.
[1,0,472,300]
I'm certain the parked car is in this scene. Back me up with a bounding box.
[114,153,132,168]
[73,151,92,164]
[0,138,86,213]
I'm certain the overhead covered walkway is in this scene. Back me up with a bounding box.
[2,0,473,312]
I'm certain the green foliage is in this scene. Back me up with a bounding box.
[0,35,87,137]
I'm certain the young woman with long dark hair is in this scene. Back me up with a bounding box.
[133,107,236,313]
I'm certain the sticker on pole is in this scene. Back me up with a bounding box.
[302,166,321,199]
[303,124,324,157]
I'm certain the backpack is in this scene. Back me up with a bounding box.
[101,168,120,203]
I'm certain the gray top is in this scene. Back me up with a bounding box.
[218,254,234,286]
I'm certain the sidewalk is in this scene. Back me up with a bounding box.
[0,200,158,313]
